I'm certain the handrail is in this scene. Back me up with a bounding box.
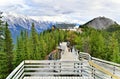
[79,52,91,60]
[92,57,120,67]
[79,52,120,67]
[7,60,87,78]
[79,52,120,79]
[6,61,24,79]
[89,61,120,79]
[6,52,120,79]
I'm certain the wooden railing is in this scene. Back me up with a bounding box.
[79,52,120,79]
[6,61,24,79]
[6,52,120,79]
[6,60,91,79]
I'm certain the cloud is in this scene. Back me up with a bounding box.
[0,0,29,14]
[1,0,120,23]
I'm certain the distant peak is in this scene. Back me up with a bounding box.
[83,16,117,29]
[2,12,81,24]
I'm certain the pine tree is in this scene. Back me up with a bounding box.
[0,12,4,51]
[108,33,120,63]
[74,35,83,51]
[30,23,39,59]
[0,12,8,79]
[4,22,14,73]
[14,36,24,66]
[0,51,8,78]
[23,30,29,59]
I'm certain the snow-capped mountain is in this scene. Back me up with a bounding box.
[1,12,78,42]
[2,12,54,42]
[2,12,54,32]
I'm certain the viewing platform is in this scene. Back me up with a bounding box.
[6,42,120,79]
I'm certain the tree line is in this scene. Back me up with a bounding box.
[74,26,120,63]
[0,13,68,78]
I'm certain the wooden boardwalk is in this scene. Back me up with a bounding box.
[6,42,120,79]
[60,42,79,61]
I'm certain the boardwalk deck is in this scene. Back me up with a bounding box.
[6,42,120,79]
[60,42,79,61]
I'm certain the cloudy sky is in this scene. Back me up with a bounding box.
[1,0,120,24]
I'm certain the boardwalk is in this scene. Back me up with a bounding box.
[60,42,79,61]
[6,42,120,79]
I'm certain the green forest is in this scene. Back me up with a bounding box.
[0,14,120,78]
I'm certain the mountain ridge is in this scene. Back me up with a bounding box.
[82,16,118,29]
[1,12,77,42]
[2,12,54,42]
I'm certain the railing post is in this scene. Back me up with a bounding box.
[91,65,95,79]
[77,62,80,76]
[90,57,95,79]
[59,62,61,73]
[74,63,76,73]
[113,65,115,75]
[53,61,56,72]
[80,61,83,77]
[111,65,116,79]
[48,62,51,70]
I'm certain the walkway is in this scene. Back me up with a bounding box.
[59,42,79,61]
[6,42,120,79]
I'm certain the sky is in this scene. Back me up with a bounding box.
[1,0,120,24]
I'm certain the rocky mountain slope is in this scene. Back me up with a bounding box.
[82,16,118,29]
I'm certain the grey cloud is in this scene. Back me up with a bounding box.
[1,0,120,23]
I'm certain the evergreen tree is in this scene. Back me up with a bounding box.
[0,51,8,78]
[0,12,8,79]
[108,33,120,63]
[4,22,14,73]
[0,12,4,51]
[30,23,39,59]
[23,30,29,59]
[82,36,91,53]
[14,35,24,66]
[74,35,83,51]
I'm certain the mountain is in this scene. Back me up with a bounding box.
[2,12,54,41]
[1,12,78,42]
[82,16,118,29]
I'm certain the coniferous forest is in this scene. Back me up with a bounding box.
[0,13,120,79]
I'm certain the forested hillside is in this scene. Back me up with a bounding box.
[0,12,120,78]
[75,26,120,63]
[0,16,69,78]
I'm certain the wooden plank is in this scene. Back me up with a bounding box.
[24,64,81,67]
[92,57,120,67]
[12,65,24,79]
[25,60,81,64]
[89,61,120,79]
[24,68,83,71]
[20,73,25,79]
[6,61,24,79]
[24,60,55,64]
[24,76,94,79]
[24,72,81,76]
[14,68,24,79]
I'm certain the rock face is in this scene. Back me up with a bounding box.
[83,16,117,29]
